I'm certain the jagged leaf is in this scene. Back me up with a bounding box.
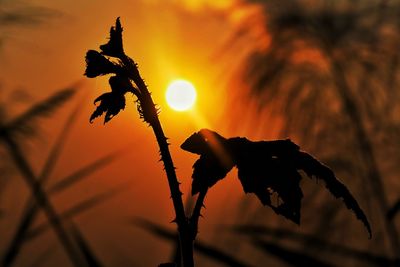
[90,76,130,123]
[232,137,303,224]
[99,17,124,58]
[181,129,371,237]
[292,151,372,236]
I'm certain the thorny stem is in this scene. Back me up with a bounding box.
[190,188,208,241]
[123,56,195,266]
[0,132,87,267]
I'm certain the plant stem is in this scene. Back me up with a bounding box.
[129,69,194,266]
[190,188,208,240]
[0,132,86,267]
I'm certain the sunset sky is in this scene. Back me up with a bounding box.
[2,1,392,266]
[0,1,272,266]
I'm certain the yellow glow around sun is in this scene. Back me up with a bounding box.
[166,80,197,111]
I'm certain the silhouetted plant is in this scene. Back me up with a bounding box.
[85,18,371,267]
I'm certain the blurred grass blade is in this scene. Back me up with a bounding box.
[39,94,85,184]
[133,218,251,267]
[2,201,36,266]
[69,223,104,267]
[387,199,400,221]
[0,133,85,267]
[0,3,61,26]
[26,183,129,241]
[48,151,121,194]
[1,95,85,267]
[3,88,76,137]
[2,151,121,266]
[232,225,396,266]
[253,238,334,267]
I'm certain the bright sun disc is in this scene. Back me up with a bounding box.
[166,80,197,111]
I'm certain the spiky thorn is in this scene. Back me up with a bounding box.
[189,187,208,240]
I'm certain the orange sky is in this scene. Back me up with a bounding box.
[1,1,385,266]
[0,1,278,266]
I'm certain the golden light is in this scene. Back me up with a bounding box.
[166,79,197,111]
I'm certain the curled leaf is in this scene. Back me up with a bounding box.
[181,129,371,237]
[90,92,125,124]
[100,17,124,58]
[90,76,130,123]
[84,50,119,78]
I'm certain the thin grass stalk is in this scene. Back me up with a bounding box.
[0,132,86,267]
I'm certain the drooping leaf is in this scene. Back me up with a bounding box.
[84,50,119,78]
[99,17,124,58]
[181,129,371,237]
[292,151,372,236]
[89,75,135,124]
[89,92,124,123]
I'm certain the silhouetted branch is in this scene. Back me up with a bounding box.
[189,188,207,240]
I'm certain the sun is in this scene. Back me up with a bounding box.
[166,79,197,111]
